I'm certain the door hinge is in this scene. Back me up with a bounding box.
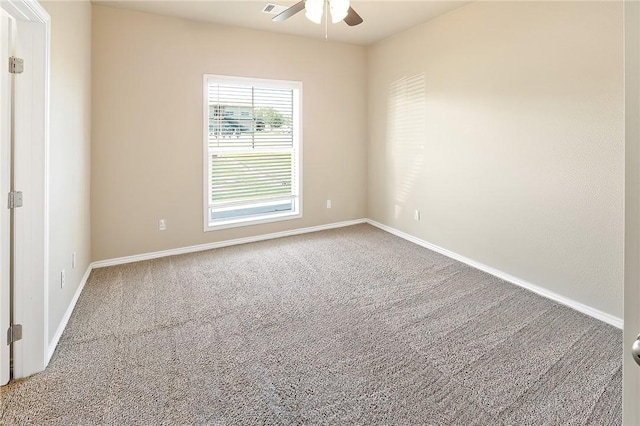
[8,191,22,209]
[7,324,22,345]
[9,57,23,74]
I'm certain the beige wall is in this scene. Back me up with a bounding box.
[42,0,92,342]
[92,2,624,319]
[91,5,367,261]
[624,1,640,422]
[367,1,624,317]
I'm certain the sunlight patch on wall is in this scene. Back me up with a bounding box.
[386,73,426,214]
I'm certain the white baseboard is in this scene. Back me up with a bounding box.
[366,219,623,329]
[92,219,367,269]
[47,264,93,363]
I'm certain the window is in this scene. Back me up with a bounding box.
[203,75,302,231]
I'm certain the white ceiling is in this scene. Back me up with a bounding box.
[94,1,471,45]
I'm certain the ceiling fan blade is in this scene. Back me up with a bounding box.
[343,6,363,26]
[272,1,306,22]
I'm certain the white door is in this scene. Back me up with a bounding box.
[0,13,14,386]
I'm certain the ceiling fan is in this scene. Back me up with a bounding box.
[273,0,364,27]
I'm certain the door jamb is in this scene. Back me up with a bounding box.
[0,0,50,379]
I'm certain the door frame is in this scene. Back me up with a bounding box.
[0,0,49,379]
[0,12,13,386]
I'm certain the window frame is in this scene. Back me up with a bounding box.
[202,74,303,232]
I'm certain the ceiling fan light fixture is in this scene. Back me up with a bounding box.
[305,0,323,24]
[273,0,362,28]
[329,0,350,23]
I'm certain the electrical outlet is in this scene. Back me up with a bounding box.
[61,269,66,289]
[414,210,421,221]
[159,219,166,231]
[326,200,332,209]
[72,252,76,269]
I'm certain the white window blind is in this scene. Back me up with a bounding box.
[204,76,301,229]
[210,152,293,203]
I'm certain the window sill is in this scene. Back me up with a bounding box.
[204,211,302,232]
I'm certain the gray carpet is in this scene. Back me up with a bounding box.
[0,224,622,425]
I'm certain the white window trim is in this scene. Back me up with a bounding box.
[202,74,303,232]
